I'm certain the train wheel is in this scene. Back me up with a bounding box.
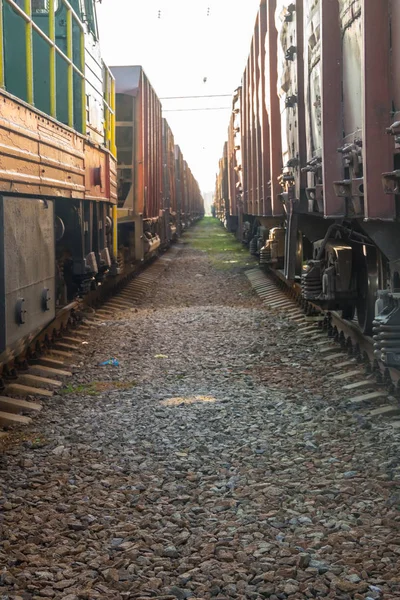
[355,245,379,335]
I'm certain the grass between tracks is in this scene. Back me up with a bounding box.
[60,380,137,397]
[188,217,254,270]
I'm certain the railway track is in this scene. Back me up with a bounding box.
[3,241,398,442]
[246,267,400,429]
[0,247,181,439]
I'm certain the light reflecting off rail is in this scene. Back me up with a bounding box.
[161,395,217,407]
[222,260,239,264]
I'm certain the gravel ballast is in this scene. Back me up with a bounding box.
[1,219,400,600]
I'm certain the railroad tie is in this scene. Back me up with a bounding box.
[304,316,325,322]
[53,342,79,352]
[348,390,389,404]
[96,310,114,317]
[322,352,345,361]
[335,359,358,368]
[270,299,293,307]
[0,396,42,413]
[298,325,319,334]
[106,301,132,309]
[331,369,364,381]
[62,336,87,344]
[28,365,72,378]
[320,346,339,353]
[343,380,372,391]
[5,383,53,398]
[48,349,73,359]
[0,411,32,426]
[17,373,63,389]
[259,292,284,299]
[369,405,400,418]
[36,357,66,369]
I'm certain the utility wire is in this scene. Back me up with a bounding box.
[160,94,232,100]
[163,107,231,112]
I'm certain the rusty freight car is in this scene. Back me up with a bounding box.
[185,161,203,225]
[113,66,203,268]
[217,0,400,366]
[112,66,165,265]
[162,119,178,241]
[214,143,229,227]
[0,0,117,367]
[174,145,203,232]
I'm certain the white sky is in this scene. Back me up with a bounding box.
[96,0,261,194]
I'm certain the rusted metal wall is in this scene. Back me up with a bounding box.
[162,119,176,214]
[278,0,394,221]
[174,145,184,217]
[241,59,249,216]
[186,164,202,218]
[276,1,307,205]
[113,66,163,219]
[172,145,202,220]
[233,89,243,217]
[227,111,238,218]
[214,149,227,222]
[224,0,398,224]
[214,159,223,220]
[0,91,117,203]
[142,69,163,219]
[239,0,283,218]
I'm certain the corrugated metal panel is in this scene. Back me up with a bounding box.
[162,119,176,213]
[265,0,283,217]
[113,66,162,219]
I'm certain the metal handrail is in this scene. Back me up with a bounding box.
[103,64,116,155]
[0,0,115,154]
[2,0,84,129]
[0,0,4,89]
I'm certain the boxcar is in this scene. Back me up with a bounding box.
[112,66,203,268]
[162,119,178,240]
[112,66,165,265]
[217,0,400,365]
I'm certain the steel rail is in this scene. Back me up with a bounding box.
[269,269,400,390]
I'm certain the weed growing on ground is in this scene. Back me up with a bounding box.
[60,380,137,396]
[187,217,254,270]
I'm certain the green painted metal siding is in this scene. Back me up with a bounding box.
[1,0,103,138]
[3,5,27,102]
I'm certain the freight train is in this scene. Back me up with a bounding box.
[0,0,203,373]
[215,0,400,367]
[112,66,203,270]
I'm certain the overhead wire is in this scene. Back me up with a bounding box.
[156,1,215,85]
[160,94,232,100]
[163,107,232,112]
